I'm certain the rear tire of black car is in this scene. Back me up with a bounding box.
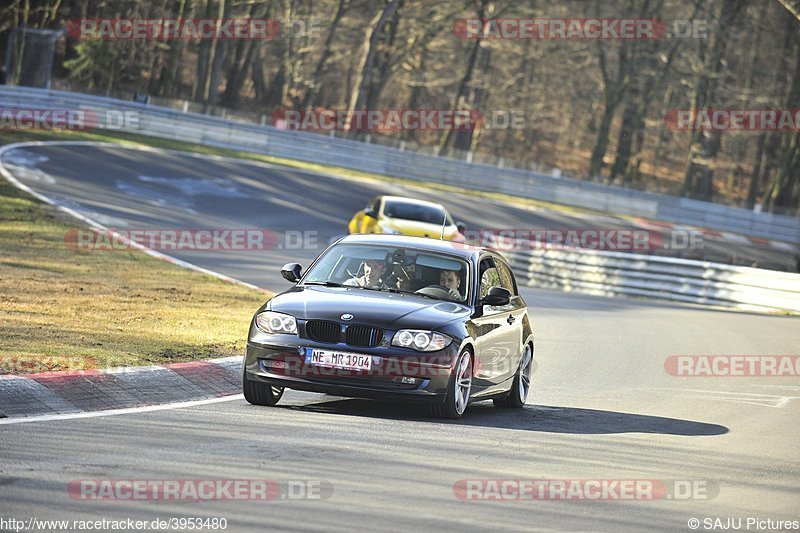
[243,373,284,406]
[428,348,472,419]
[494,343,532,408]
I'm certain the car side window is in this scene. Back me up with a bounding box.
[495,260,517,296]
[366,197,380,213]
[479,258,502,299]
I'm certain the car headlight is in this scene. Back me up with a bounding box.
[391,329,452,352]
[378,222,401,235]
[255,311,297,334]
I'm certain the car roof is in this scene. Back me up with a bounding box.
[337,233,487,261]
[379,195,447,210]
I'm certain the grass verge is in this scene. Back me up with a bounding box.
[0,130,269,374]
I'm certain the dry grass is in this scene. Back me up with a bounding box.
[0,131,269,373]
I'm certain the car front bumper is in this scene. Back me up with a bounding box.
[244,336,460,403]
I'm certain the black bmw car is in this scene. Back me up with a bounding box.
[243,234,534,418]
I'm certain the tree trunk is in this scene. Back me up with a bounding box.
[457,41,491,154]
[588,38,630,179]
[192,0,215,102]
[347,0,403,133]
[614,0,686,186]
[158,0,193,97]
[589,102,618,179]
[405,40,430,143]
[765,131,799,211]
[302,0,349,109]
[765,42,800,211]
[278,0,296,107]
[220,1,260,107]
[251,44,268,103]
[609,92,637,183]
[746,134,766,208]
[206,0,231,111]
[439,0,493,155]
[680,0,745,197]
[364,3,402,111]
[220,34,256,108]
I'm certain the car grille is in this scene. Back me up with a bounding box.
[304,321,384,347]
[345,325,384,347]
[305,320,341,343]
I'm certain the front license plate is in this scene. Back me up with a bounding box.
[305,348,372,371]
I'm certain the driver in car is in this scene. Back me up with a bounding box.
[439,269,463,301]
[344,259,386,288]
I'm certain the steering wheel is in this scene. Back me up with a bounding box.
[415,284,454,299]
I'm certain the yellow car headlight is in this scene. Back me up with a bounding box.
[378,222,401,235]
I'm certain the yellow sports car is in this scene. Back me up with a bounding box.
[348,195,465,241]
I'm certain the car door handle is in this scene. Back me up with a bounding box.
[507,315,516,325]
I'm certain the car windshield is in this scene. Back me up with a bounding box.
[302,244,470,303]
[383,200,453,225]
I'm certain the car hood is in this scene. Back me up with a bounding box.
[268,286,470,330]
[383,218,460,240]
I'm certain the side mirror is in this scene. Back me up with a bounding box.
[364,209,378,219]
[281,263,302,283]
[456,221,466,234]
[481,286,511,307]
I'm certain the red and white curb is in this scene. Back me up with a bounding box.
[626,217,798,254]
[0,357,242,420]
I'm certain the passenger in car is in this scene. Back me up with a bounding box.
[344,259,386,288]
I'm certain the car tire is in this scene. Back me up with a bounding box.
[243,373,284,406]
[429,348,472,419]
[494,343,532,409]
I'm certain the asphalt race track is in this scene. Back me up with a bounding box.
[1,143,798,532]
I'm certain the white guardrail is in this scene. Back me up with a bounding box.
[1,85,799,242]
[504,246,800,314]
[1,86,800,314]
